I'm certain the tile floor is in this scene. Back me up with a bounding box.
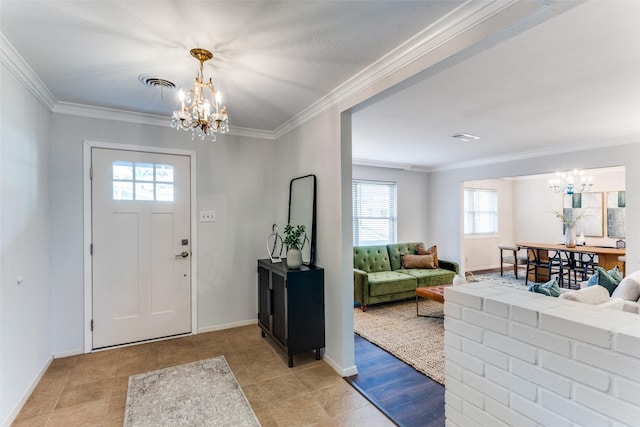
[12,325,393,426]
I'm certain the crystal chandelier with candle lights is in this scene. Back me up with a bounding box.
[549,169,593,195]
[171,48,229,141]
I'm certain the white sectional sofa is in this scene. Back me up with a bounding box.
[558,270,640,314]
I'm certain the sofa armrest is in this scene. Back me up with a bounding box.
[439,259,459,274]
[353,268,369,306]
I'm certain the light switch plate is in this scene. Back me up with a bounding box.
[200,211,216,222]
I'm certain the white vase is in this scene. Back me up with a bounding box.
[286,247,303,269]
[565,226,577,248]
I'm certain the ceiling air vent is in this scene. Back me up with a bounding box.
[451,133,480,142]
[138,75,177,90]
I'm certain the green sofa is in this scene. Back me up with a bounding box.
[353,242,459,311]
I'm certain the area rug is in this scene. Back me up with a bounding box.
[472,270,528,289]
[353,299,445,384]
[124,356,260,427]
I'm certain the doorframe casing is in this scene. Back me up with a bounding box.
[82,140,198,353]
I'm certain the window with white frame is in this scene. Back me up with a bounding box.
[464,188,498,235]
[352,180,397,245]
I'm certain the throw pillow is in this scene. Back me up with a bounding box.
[587,265,622,290]
[608,265,623,284]
[558,285,611,305]
[527,277,561,298]
[611,271,640,301]
[416,244,439,268]
[401,254,435,269]
[590,266,621,296]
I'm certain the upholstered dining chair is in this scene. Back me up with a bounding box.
[498,244,528,279]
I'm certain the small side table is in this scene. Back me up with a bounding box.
[416,284,452,317]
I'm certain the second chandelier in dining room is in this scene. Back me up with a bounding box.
[548,169,593,195]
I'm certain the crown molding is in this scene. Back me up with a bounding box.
[353,135,640,174]
[273,0,546,140]
[52,101,272,140]
[1,32,56,111]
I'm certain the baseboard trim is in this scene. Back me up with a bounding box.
[2,356,53,427]
[197,319,257,334]
[53,348,85,358]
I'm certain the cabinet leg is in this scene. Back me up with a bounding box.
[261,330,265,338]
[315,348,321,360]
[288,355,294,368]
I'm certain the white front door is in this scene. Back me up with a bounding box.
[91,148,191,349]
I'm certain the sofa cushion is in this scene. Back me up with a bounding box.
[367,271,417,296]
[353,245,391,273]
[397,268,455,287]
[611,270,640,302]
[558,285,610,305]
[387,242,424,270]
[401,254,435,269]
[417,244,439,268]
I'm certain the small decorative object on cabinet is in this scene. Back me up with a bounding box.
[257,259,325,367]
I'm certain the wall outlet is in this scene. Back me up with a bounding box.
[200,211,216,222]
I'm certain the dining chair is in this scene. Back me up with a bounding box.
[498,244,528,279]
[525,247,570,287]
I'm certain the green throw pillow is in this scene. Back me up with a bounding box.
[528,277,561,298]
[587,265,622,293]
[592,266,620,296]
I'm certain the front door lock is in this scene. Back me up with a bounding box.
[175,251,189,258]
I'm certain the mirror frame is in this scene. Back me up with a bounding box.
[288,174,317,265]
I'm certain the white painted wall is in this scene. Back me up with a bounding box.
[463,179,515,271]
[1,63,53,425]
[272,110,356,374]
[352,165,430,244]
[49,114,277,355]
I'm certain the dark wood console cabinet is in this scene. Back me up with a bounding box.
[257,259,325,367]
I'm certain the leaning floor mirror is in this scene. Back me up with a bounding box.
[288,174,317,265]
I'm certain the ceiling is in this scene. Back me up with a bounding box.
[2,1,640,171]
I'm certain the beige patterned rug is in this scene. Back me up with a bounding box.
[354,299,445,384]
[124,356,259,427]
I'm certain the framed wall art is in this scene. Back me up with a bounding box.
[606,191,625,238]
[563,192,603,237]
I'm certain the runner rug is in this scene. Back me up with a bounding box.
[353,299,446,384]
[124,356,260,427]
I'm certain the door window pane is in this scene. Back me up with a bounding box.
[113,161,133,180]
[135,183,154,201]
[113,181,133,200]
[135,163,154,181]
[156,164,174,182]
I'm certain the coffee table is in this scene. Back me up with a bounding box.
[416,284,452,317]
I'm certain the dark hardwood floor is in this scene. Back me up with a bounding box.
[345,334,445,427]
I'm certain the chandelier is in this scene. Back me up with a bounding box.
[171,48,229,140]
[549,169,593,195]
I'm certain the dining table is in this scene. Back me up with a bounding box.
[516,242,626,284]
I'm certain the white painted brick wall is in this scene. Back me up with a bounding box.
[444,284,640,427]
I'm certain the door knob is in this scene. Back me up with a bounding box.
[175,251,189,258]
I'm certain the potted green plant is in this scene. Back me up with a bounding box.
[284,224,306,269]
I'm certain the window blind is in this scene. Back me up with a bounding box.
[352,180,397,245]
[464,188,498,235]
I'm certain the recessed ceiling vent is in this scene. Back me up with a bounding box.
[452,133,480,142]
[138,75,177,90]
